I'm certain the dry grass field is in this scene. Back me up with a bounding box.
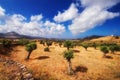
[0,41,118,80]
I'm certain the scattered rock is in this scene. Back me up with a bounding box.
[0,57,34,80]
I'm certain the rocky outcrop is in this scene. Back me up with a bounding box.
[0,56,34,80]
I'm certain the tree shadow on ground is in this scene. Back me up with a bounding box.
[73,50,80,53]
[105,55,113,59]
[114,72,120,79]
[75,66,88,73]
[35,56,50,60]
[115,54,120,55]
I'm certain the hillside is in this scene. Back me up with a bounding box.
[0,42,120,80]
[90,36,120,43]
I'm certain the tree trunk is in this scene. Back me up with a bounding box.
[68,60,73,75]
[67,47,69,50]
[85,48,87,51]
[26,51,32,60]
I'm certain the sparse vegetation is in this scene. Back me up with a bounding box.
[82,44,89,51]
[46,41,52,47]
[17,39,29,46]
[0,36,120,80]
[58,42,62,47]
[44,47,50,52]
[40,40,45,46]
[91,43,97,49]
[2,39,12,48]
[63,50,74,75]
[64,40,73,50]
[25,42,37,60]
[100,46,109,57]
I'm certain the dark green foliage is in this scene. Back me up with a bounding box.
[25,42,37,59]
[91,43,97,49]
[100,46,109,53]
[109,45,120,54]
[2,39,12,48]
[82,44,89,50]
[58,42,62,47]
[40,40,45,46]
[63,50,74,75]
[46,41,52,47]
[100,43,117,47]
[100,46,109,57]
[109,46,115,53]
[64,40,73,50]
[63,50,74,62]
[44,47,50,52]
[17,39,29,46]
[26,42,37,52]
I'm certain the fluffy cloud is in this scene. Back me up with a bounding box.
[30,15,43,21]
[53,3,78,22]
[68,0,120,34]
[0,7,65,37]
[0,6,5,17]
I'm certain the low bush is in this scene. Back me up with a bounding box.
[44,47,50,52]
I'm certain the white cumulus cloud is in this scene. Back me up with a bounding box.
[30,14,43,21]
[68,0,120,34]
[0,6,5,17]
[0,7,65,37]
[53,3,78,22]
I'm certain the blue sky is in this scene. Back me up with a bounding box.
[0,0,120,39]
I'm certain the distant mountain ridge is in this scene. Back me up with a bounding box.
[0,32,43,39]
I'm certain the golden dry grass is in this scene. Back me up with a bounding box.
[0,61,21,80]
[1,42,120,80]
[91,36,120,43]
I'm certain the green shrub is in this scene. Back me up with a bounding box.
[91,43,97,49]
[109,45,120,54]
[2,39,12,48]
[44,47,50,52]
[82,44,89,50]
[46,41,52,47]
[40,40,45,46]
[100,46,109,57]
[64,40,73,50]
[17,39,29,46]
[59,42,62,47]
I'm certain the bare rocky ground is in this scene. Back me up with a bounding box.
[0,56,34,80]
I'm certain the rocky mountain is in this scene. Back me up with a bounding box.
[0,32,42,39]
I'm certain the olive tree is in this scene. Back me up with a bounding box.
[59,42,62,47]
[46,41,52,47]
[25,42,37,60]
[63,50,74,75]
[92,43,97,49]
[40,40,45,46]
[2,39,12,48]
[82,44,89,51]
[100,46,109,57]
[109,45,120,54]
[64,40,73,50]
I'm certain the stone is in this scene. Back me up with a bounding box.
[29,78,34,80]
[24,73,32,79]
[20,65,26,69]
